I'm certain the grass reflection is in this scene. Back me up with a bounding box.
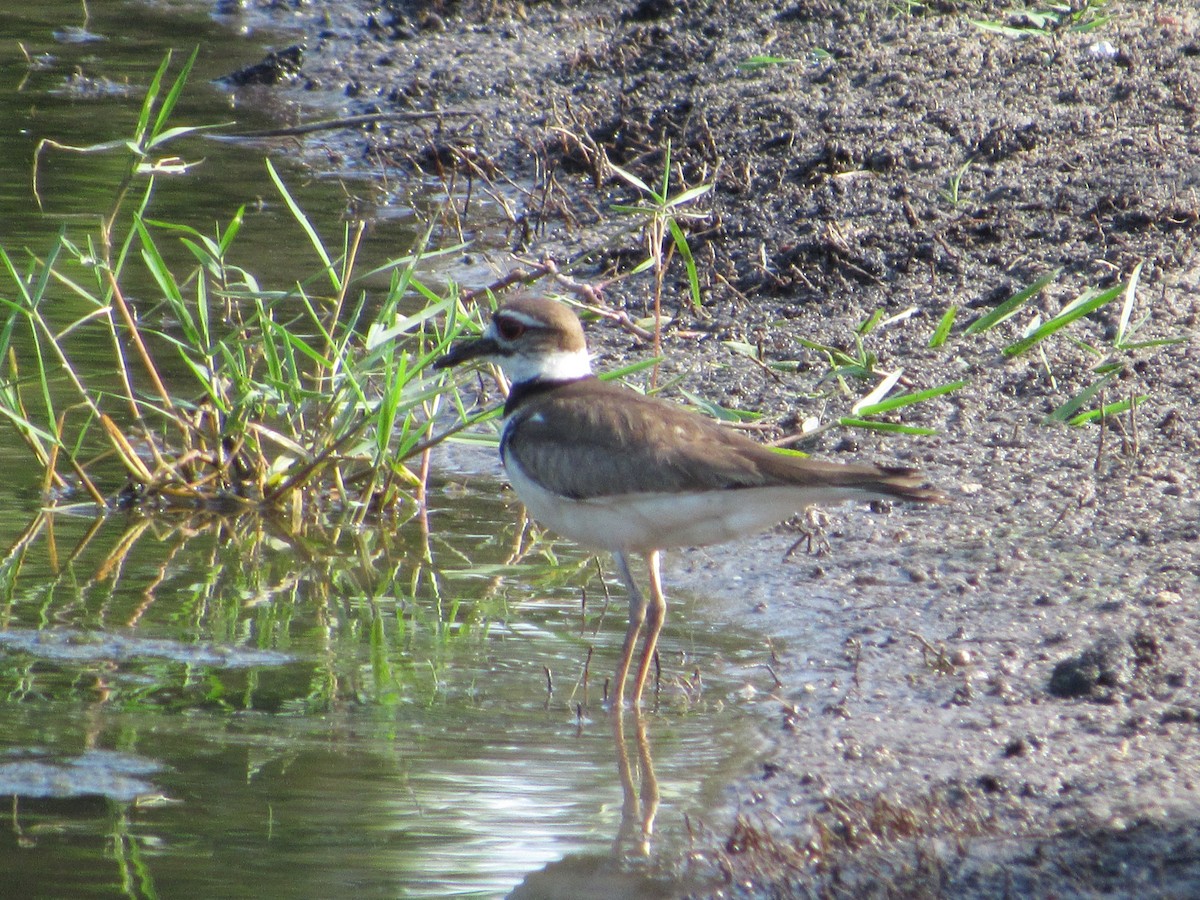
[0,494,619,716]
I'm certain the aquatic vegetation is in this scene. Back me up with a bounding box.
[1,51,484,520]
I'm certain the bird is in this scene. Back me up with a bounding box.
[434,296,944,707]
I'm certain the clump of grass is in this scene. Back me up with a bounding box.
[795,308,966,437]
[786,259,1181,443]
[610,141,712,375]
[956,263,1184,427]
[0,50,484,520]
[938,157,975,208]
[971,0,1113,36]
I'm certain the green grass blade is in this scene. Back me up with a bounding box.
[0,247,34,306]
[1003,282,1124,357]
[837,417,937,435]
[929,305,957,348]
[1043,371,1116,424]
[853,379,966,418]
[354,242,465,284]
[600,356,664,380]
[25,318,59,443]
[133,51,174,148]
[30,233,68,310]
[609,163,655,199]
[610,203,658,216]
[628,256,655,276]
[176,236,220,274]
[738,55,801,72]
[0,401,60,447]
[1114,259,1143,348]
[664,182,713,210]
[151,46,199,140]
[266,159,340,292]
[137,252,205,360]
[260,315,334,370]
[857,309,884,336]
[110,182,156,279]
[667,217,702,309]
[146,122,230,151]
[218,206,246,255]
[659,140,672,200]
[175,352,231,413]
[0,298,18,359]
[365,296,455,351]
[135,217,189,308]
[1069,395,1147,427]
[964,268,1060,336]
[970,19,1038,37]
[1115,337,1188,351]
[679,389,761,423]
[194,275,212,350]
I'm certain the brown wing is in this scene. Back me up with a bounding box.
[504,379,943,503]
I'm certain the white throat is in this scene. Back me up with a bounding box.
[503,347,593,385]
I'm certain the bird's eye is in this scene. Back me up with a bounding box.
[494,316,526,341]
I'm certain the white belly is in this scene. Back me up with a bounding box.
[505,457,869,554]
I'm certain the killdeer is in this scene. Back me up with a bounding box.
[434,297,944,706]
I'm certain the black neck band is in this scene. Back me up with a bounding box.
[504,374,596,416]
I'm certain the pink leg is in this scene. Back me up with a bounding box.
[630,550,666,706]
[611,552,644,707]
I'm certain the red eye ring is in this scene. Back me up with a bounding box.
[494,315,526,341]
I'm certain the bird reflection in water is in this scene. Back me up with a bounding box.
[612,707,659,860]
[508,708,670,899]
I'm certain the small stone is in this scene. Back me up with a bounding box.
[1154,590,1181,608]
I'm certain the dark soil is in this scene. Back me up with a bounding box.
[230,1,1200,896]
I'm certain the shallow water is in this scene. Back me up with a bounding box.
[2,1,423,287]
[0,6,769,896]
[0,481,767,898]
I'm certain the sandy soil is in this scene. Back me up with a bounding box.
[226,1,1200,895]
